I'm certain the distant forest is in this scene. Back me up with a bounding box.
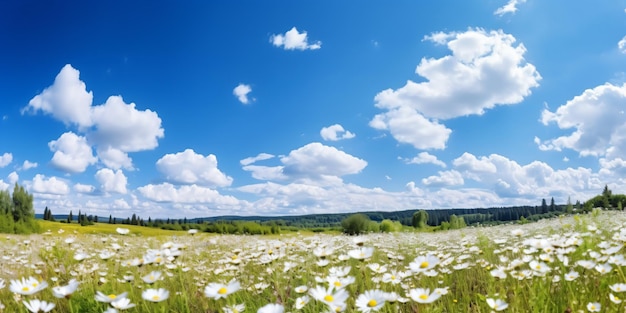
[39,196,583,233]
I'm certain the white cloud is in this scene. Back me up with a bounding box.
[156,149,233,187]
[452,152,598,199]
[96,147,134,170]
[31,174,70,195]
[242,143,367,184]
[281,142,367,179]
[240,153,274,166]
[48,132,97,173]
[95,168,128,194]
[24,65,165,173]
[0,152,12,168]
[619,36,626,53]
[539,83,626,159]
[89,95,164,153]
[8,171,18,185]
[21,160,38,170]
[112,198,131,209]
[494,0,527,16]
[23,64,93,128]
[422,170,464,187]
[320,124,356,141]
[404,152,446,167]
[270,27,321,50]
[73,183,95,193]
[0,180,8,191]
[233,84,253,104]
[138,183,240,205]
[371,29,540,150]
[370,107,451,150]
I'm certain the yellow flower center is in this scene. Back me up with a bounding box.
[231,255,238,260]
[32,283,38,287]
[324,295,334,302]
[535,265,541,270]
[108,294,117,299]
[367,299,377,307]
[150,275,155,281]
[420,261,429,269]
[391,275,396,280]
[591,305,596,310]
[156,257,162,263]
[218,287,228,295]
[152,295,160,301]
[419,294,428,300]
[22,286,30,292]
[333,281,342,287]
[233,310,239,313]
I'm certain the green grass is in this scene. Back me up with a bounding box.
[0,211,624,312]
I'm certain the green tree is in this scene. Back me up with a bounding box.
[341,214,370,235]
[412,210,429,229]
[541,198,548,214]
[68,211,73,223]
[566,197,573,214]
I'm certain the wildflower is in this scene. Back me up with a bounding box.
[103,309,119,313]
[95,291,129,303]
[355,289,386,312]
[23,299,55,313]
[309,285,349,309]
[52,279,80,298]
[204,279,241,300]
[326,276,355,290]
[610,283,626,292]
[142,288,169,302]
[142,271,162,284]
[257,303,284,313]
[294,285,308,293]
[10,277,48,295]
[610,293,622,304]
[408,288,441,304]
[223,303,245,313]
[587,302,600,312]
[295,295,310,310]
[564,270,579,281]
[409,255,440,273]
[116,227,130,235]
[595,263,612,275]
[490,267,507,279]
[347,247,374,260]
[111,297,136,310]
[381,271,404,284]
[486,298,508,311]
[0,278,5,289]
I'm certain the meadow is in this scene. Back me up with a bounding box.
[1,210,625,312]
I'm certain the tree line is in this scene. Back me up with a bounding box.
[0,184,39,234]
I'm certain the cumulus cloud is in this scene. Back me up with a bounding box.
[233,84,253,104]
[138,183,240,205]
[89,95,164,153]
[242,143,367,184]
[23,64,93,128]
[538,83,626,159]
[8,172,18,185]
[0,180,8,191]
[371,28,540,150]
[320,124,356,141]
[270,27,321,50]
[31,174,70,195]
[48,132,97,173]
[156,149,233,187]
[370,107,451,150]
[404,152,447,167]
[21,160,38,170]
[452,152,598,199]
[619,36,626,53]
[240,153,274,166]
[95,168,127,194]
[73,183,95,193]
[494,0,526,16]
[0,152,12,168]
[422,170,464,187]
[23,65,164,173]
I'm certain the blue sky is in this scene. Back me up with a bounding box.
[1,0,626,218]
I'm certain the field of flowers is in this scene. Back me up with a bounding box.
[1,210,626,312]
